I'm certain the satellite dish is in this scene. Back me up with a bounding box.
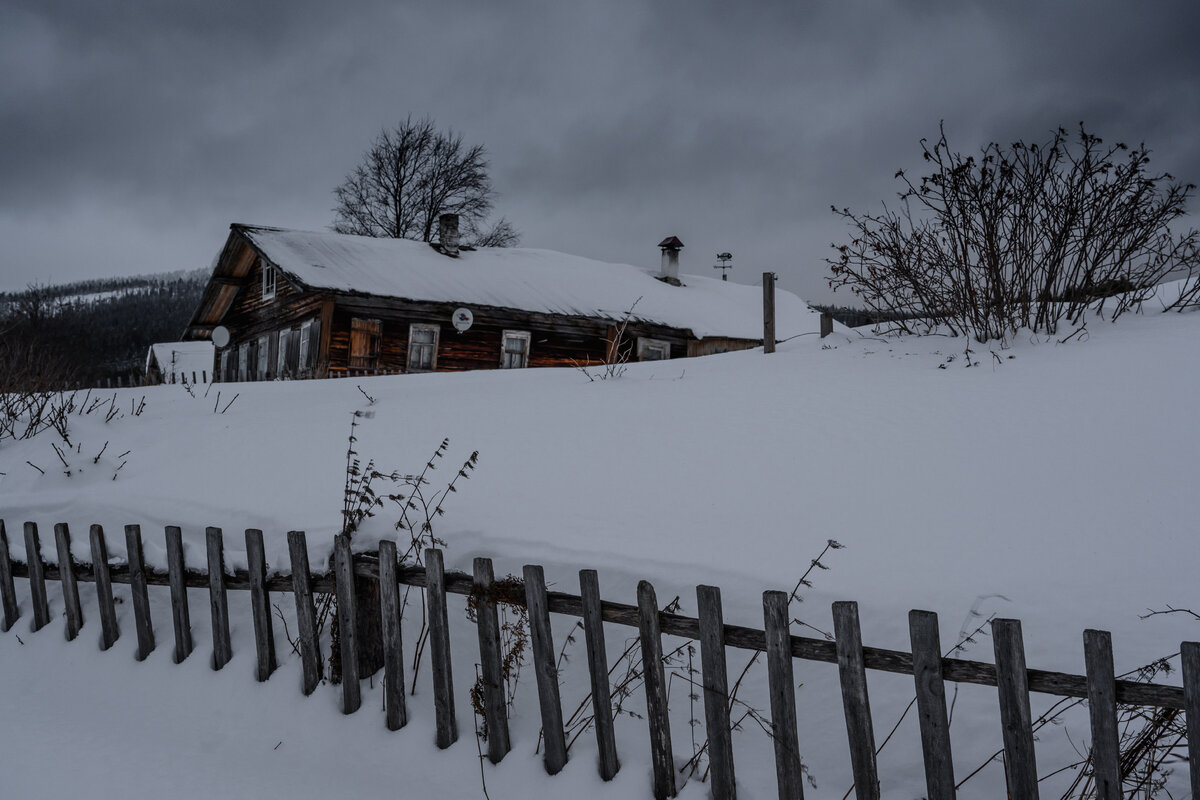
[452,307,474,333]
[212,326,231,348]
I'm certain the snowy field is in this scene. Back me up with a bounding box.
[2,295,1198,798]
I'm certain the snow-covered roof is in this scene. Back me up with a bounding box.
[146,341,214,377]
[238,226,824,341]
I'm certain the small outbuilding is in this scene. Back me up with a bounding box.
[145,341,216,385]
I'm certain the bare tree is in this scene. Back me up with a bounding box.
[828,124,1200,342]
[332,116,520,247]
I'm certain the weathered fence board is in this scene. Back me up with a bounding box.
[0,520,19,632]
[425,548,457,749]
[698,584,737,800]
[637,579,676,800]
[523,564,567,775]
[763,590,804,800]
[206,527,232,670]
[580,569,619,781]
[1083,629,1121,800]
[286,530,321,695]
[908,610,954,800]
[333,534,361,714]
[245,529,277,682]
[378,540,407,732]
[1181,641,1200,800]
[473,556,511,764]
[124,524,155,660]
[833,601,879,800]
[54,523,83,641]
[165,525,193,663]
[88,525,119,650]
[992,618,1039,800]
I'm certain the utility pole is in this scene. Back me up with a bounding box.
[763,272,776,354]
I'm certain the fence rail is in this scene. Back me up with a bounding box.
[1,518,1197,800]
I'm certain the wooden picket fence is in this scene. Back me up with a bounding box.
[0,517,1197,800]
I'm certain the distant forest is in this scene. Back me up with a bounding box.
[0,270,208,390]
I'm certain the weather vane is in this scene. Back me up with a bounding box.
[713,252,733,281]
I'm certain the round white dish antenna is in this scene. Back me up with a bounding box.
[452,307,474,333]
[211,326,231,348]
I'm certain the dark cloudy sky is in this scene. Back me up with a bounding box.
[3,0,1198,303]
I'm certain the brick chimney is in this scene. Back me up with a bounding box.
[438,213,460,256]
[658,236,684,286]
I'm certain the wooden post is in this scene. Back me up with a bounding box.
[697,585,737,800]
[378,539,408,731]
[1082,630,1121,800]
[165,525,193,663]
[287,531,322,695]
[0,520,20,632]
[245,529,277,681]
[473,557,511,763]
[908,610,954,800]
[23,522,50,631]
[523,564,567,775]
[206,527,232,670]
[124,525,155,660]
[425,548,458,748]
[1181,641,1200,800]
[637,580,676,800]
[763,591,804,800]
[333,534,361,713]
[992,619,1039,800]
[54,523,83,641]
[763,272,776,354]
[580,569,619,781]
[832,601,879,800]
[89,525,120,650]
[820,312,834,339]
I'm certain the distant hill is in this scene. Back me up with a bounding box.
[0,269,208,389]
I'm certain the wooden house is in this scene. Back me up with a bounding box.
[182,215,821,381]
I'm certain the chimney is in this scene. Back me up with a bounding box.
[438,213,460,256]
[657,236,684,286]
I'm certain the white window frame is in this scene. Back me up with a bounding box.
[637,337,671,361]
[262,261,277,301]
[298,320,312,371]
[257,334,270,380]
[500,330,531,369]
[276,329,289,378]
[407,323,439,372]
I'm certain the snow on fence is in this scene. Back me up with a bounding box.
[0,518,1198,800]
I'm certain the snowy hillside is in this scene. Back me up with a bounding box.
[2,295,1198,798]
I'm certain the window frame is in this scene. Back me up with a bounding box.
[298,320,312,372]
[262,261,277,301]
[499,329,531,369]
[257,333,270,380]
[407,323,440,373]
[637,337,671,361]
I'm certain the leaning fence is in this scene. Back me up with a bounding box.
[0,518,1196,800]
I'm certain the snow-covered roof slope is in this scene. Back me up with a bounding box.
[239,225,824,341]
[146,341,214,378]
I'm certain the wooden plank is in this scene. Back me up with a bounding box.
[425,548,457,748]
[908,610,954,800]
[1181,641,1200,800]
[88,525,119,650]
[0,520,20,632]
[473,557,511,763]
[1082,630,1120,800]
[378,539,407,731]
[697,584,737,800]
[124,525,155,660]
[638,579,676,800]
[245,529,277,681]
[580,569,619,781]
[206,527,232,670]
[992,618,1039,800]
[286,531,322,695]
[22,522,50,631]
[523,564,567,775]
[763,591,804,800]
[763,272,776,353]
[165,525,193,663]
[54,523,83,641]
[832,601,879,800]
[333,534,361,713]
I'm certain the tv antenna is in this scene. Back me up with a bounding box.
[713,252,733,281]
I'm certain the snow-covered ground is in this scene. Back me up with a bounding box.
[2,295,1198,798]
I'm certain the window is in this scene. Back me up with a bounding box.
[238,342,250,381]
[257,334,270,380]
[500,330,531,369]
[350,318,383,368]
[298,320,312,372]
[262,262,277,301]
[407,324,439,372]
[276,329,289,378]
[637,337,670,361]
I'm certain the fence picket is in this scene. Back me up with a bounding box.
[833,601,879,800]
[54,523,83,641]
[165,526,193,663]
[580,569,619,781]
[908,610,954,800]
[88,525,119,650]
[378,540,407,731]
[637,579,676,800]
[22,522,50,631]
[523,564,567,775]
[124,524,155,660]
[1083,630,1120,800]
[0,521,20,631]
[286,531,322,695]
[1181,642,1200,800]
[698,584,737,800]
[333,534,361,713]
[245,529,277,681]
[206,527,232,670]
[992,619,1039,800]
[473,556,511,763]
[763,591,803,800]
[425,548,458,749]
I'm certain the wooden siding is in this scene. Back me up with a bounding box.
[687,336,760,358]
